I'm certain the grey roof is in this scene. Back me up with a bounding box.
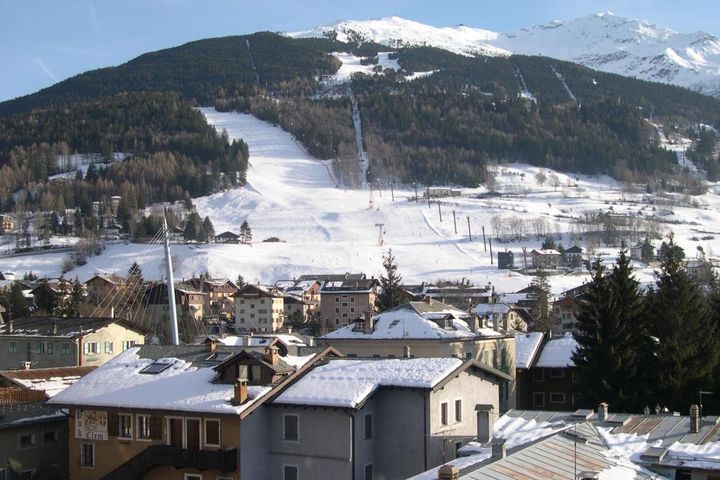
[458,422,652,479]
[0,402,65,430]
[298,273,366,282]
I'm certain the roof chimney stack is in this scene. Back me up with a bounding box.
[232,378,248,405]
[206,339,217,353]
[403,345,411,358]
[476,405,494,443]
[438,465,460,480]
[8,319,13,334]
[690,404,700,433]
[598,402,609,421]
[491,439,506,460]
[52,321,58,336]
[264,345,279,366]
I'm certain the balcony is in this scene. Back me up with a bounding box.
[101,445,237,480]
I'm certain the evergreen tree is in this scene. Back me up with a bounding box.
[646,236,719,411]
[640,237,655,263]
[530,272,552,332]
[33,278,58,314]
[240,220,252,244]
[202,216,215,243]
[183,219,197,242]
[236,274,246,288]
[375,249,404,312]
[2,282,29,319]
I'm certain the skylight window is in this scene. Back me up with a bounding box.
[140,362,172,374]
[206,351,233,362]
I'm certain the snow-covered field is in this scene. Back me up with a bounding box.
[3,109,720,295]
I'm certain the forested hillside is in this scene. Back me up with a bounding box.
[0,92,248,214]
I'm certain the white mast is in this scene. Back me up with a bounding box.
[163,214,180,345]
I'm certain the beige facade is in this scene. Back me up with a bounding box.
[67,408,239,480]
[319,289,376,329]
[234,285,285,333]
[79,323,146,368]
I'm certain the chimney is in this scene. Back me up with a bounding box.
[403,345,411,358]
[598,402,609,421]
[110,306,114,319]
[467,315,480,332]
[52,321,58,336]
[232,378,248,405]
[23,361,32,370]
[437,465,459,480]
[476,405,494,443]
[364,314,375,334]
[206,339,217,353]
[8,319,13,333]
[491,439,506,460]
[690,404,700,433]
[264,345,279,366]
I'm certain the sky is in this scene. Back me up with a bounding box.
[1,0,718,102]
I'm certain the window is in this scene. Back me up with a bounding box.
[47,342,53,354]
[335,297,339,303]
[533,392,545,408]
[549,368,566,378]
[42,430,58,444]
[283,465,298,480]
[440,402,449,426]
[83,342,100,355]
[342,302,348,307]
[455,399,462,423]
[532,369,544,382]
[465,352,473,359]
[205,419,220,447]
[104,342,113,354]
[260,299,265,304]
[184,475,202,480]
[137,415,151,440]
[140,362,171,374]
[455,441,463,456]
[17,432,36,449]
[364,414,372,440]
[675,470,691,480]
[550,392,566,404]
[36,341,45,354]
[8,341,17,353]
[61,342,71,355]
[122,340,136,351]
[364,464,373,480]
[350,297,355,303]
[283,414,299,441]
[119,414,133,439]
[80,443,94,467]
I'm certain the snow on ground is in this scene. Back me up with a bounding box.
[4,109,720,297]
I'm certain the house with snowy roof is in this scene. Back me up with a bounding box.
[318,278,379,329]
[322,299,518,411]
[421,283,495,308]
[0,317,147,370]
[84,274,125,304]
[515,333,579,411]
[267,356,511,480]
[233,284,286,333]
[472,303,530,332]
[275,279,321,314]
[530,249,562,270]
[47,342,338,480]
[182,277,239,320]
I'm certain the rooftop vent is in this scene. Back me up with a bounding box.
[140,362,172,375]
[572,409,594,420]
[640,446,668,463]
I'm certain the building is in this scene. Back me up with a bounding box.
[530,249,562,270]
[282,293,311,325]
[421,284,495,309]
[472,303,529,332]
[562,245,583,267]
[425,187,462,198]
[144,283,206,335]
[182,278,239,319]
[0,366,96,398]
[322,299,517,411]
[497,251,514,270]
[515,333,579,411]
[318,278,379,329]
[215,231,240,244]
[84,274,124,304]
[275,279,321,314]
[0,317,147,370]
[268,357,509,480]
[0,214,13,234]
[47,343,337,480]
[417,406,720,480]
[234,284,285,333]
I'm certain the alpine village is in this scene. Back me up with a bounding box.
[5,5,720,480]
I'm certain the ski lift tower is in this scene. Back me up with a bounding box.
[375,223,385,246]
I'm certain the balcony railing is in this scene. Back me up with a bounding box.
[101,445,237,480]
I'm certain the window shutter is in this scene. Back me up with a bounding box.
[150,416,162,440]
[108,413,119,437]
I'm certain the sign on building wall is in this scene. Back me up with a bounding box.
[76,409,108,440]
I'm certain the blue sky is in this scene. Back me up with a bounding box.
[1,0,718,102]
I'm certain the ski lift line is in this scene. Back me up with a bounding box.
[87,226,166,318]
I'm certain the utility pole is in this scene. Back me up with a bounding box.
[466,217,472,242]
[489,237,494,265]
[437,202,442,222]
[390,182,395,202]
[375,223,385,246]
[414,182,418,202]
[522,247,528,273]
[452,210,457,234]
[482,225,487,252]
[427,187,431,208]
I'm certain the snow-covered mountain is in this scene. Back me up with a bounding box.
[289,12,720,97]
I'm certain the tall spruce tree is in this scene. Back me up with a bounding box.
[530,272,552,332]
[375,249,404,312]
[202,216,215,243]
[646,236,719,411]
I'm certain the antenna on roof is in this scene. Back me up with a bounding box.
[163,212,180,346]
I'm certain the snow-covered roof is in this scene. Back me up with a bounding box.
[273,358,462,408]
[535,333,578,368]
[531,249,561,255]
[322,304,502,340]
[49,347,271,415]
[473,303,511,315]
[218,334,307,348]
[0,366,96,398]
[514,332,544,369]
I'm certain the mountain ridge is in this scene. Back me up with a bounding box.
[288,12,720,97]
